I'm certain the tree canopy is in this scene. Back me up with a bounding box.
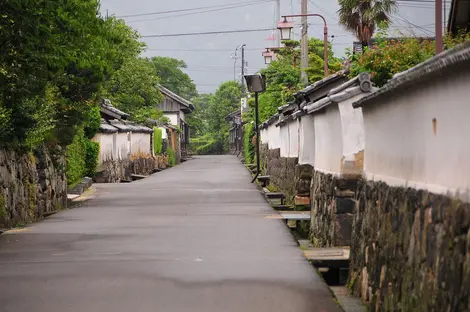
[338,0,397,46]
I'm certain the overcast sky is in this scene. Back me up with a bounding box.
[100,0,448,94]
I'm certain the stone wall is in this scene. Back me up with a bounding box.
[310,170,357,247]
[94,155,169,183]
[260,144,312,205]
[0,146,67,228]
[260,144,298,202]
[349,180,470,311]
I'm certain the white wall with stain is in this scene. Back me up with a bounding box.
[361,70,470,199]
[288,119,299,158]
[280,124,289,157]
[268,123,281,149]
[130,132,151,156]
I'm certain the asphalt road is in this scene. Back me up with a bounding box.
[0,155,341,312]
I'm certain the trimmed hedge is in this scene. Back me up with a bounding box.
[85,140,99,177]
[154,127,163,154]
[243,123,255,164]
[66,128,87,187]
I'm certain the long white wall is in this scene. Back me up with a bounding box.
[299,115,315,165]
[314,105,343,174]
[280,124,290,157]
[362,71,470,199]
[267,123,281,149]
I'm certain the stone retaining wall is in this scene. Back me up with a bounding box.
[94,155,169,183]
[310,170,357,247]
[0,146,67,228]
[260,144,299,203]
[349,180,470,311]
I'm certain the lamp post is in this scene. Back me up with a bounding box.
[262,49,275,64]
[277,14,329,81]
[263,46,297,67]
[244,74,266,183]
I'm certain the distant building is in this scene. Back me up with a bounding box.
[157,86,195,160]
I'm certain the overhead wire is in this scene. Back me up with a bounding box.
[141,27,276,38]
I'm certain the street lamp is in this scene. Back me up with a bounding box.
[263,46,297,67]
[277,18,295,41]
[244,74,266,183]
[262,49,275,64]
[277,14,329,79]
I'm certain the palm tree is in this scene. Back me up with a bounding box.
[338,0,397,46]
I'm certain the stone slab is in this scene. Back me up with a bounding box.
[304,248,350,261]
[330,287,366,312]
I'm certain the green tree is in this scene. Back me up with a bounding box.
[258,38,341,122]
[102,57,164,124]
[0,2,143,149]
[338,0,397,46]
[150,57,198,100]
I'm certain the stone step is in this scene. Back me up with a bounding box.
[330,286,366,312]
[265,211,310,221]
[131,174,148,180]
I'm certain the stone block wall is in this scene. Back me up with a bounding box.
[94,155,169,183]
[0,146,67,228]
[260,145,299,203]
[349,180,470,311]
[310,170,357,247]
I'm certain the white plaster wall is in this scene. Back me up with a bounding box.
[180,111,185,122]
[280,124,289,157]
[131,132,151,155]
[260,128,269,144]
[338,95,366,162]
[93,133,115,164]
[288,119,299,158]
[314,105,343,174]
[362,71,470,200]
[268,124,281,149]
[164,113,179,126]
[116,132,130,160]
[299,115,315,165]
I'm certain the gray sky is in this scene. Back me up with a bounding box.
[100,0,448,94]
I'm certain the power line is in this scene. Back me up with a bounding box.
[141,27,275,38]
[115,0,272,18]
[146,48,264,52]
[128,1,274,23]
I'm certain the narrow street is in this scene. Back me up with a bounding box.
[0,156,340,312]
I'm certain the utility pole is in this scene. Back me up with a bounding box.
[300,0,309,86]
[276,0,281,47]
[241,44,246,97]
[436,0,443,54]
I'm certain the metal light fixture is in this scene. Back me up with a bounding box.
[244,74,266,183]
[277,18,294,41]
[244,74,266,93]
[262,49,275,64]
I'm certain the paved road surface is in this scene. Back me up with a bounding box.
[0,156,341,312]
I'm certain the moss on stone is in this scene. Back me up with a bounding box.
[0,193,6,220]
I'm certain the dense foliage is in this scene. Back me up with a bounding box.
[150,57,198,100]
[66,129,87,187]
[349,28,470,87]
[243,123,255,164]
[84,140,100,178]
[189,81,241,155]
[167,147,176,167]
[0,3,144,149]
[258,38,341,122]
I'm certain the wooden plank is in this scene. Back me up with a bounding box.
[304,247,350,261]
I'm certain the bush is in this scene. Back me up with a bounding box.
[84,140,99,177]
[243,123,255,164]
[153,127,163,154]
[167,147,176,167]
[66,128,87,186]
[84,105,101,139]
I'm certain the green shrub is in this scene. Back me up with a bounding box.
[189,134,222,155]
[154,127,163,154]
[66,128,87,186]
[84,140,99,177]
[84,105,101,139]
[243,123,255,164]
[167,147,176,167]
